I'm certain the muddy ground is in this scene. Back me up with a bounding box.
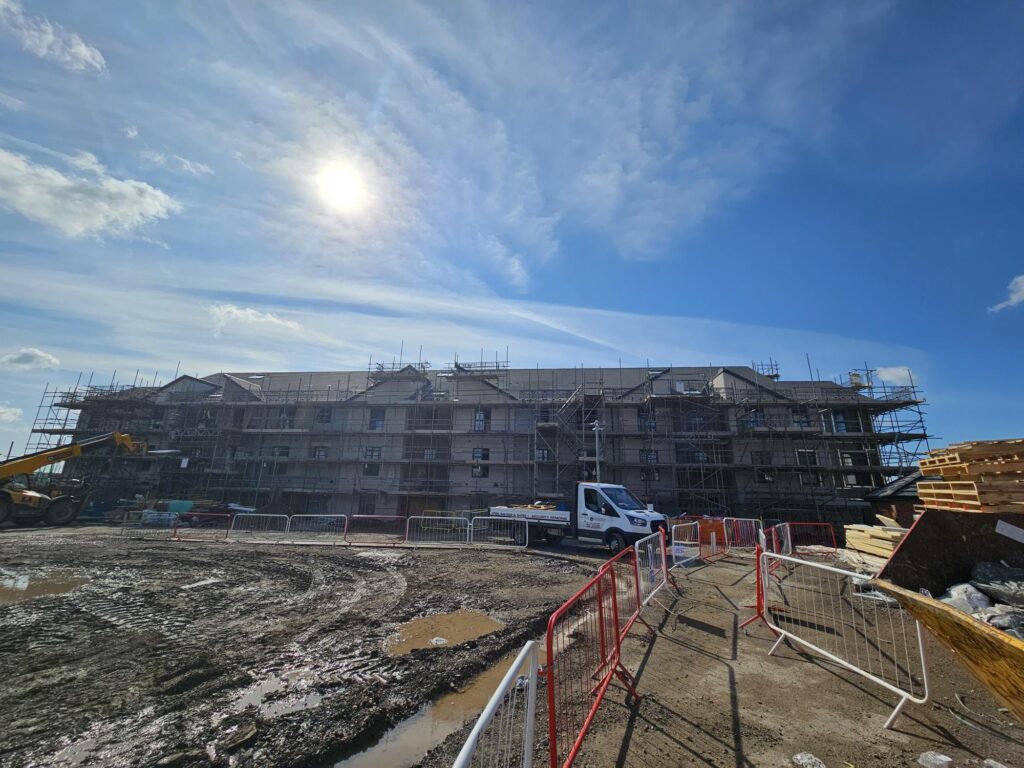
[425,554,1024,768]
[2,530,1021,768]
[0,529,591,767]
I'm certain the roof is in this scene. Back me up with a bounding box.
[864,470,941,500]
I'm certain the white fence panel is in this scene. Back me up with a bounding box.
[228,513,289,543]
[406,516,471,547]
[471,516,528,549]
[120,509,177,540]
[634,531,668,605]
[286,514,347,545]
[670,522,700,569]
[761,550,929,728]
[453,641,539,768]
[723,517,763,553]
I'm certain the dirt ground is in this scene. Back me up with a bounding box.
[0,528,591,767]
[2,531,1021,768]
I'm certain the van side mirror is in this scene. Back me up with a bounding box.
[601,502,615,516]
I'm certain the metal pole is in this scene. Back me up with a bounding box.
[591,420,603,482]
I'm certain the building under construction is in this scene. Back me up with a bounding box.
[28,360,929,524]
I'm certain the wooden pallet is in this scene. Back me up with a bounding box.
[920,439,1024,472]
[918,479,1024,510]
[843,524,906,558]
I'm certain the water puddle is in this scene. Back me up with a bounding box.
[235,668,321,717]
[387,610,504,656]
[0,571,90,604]
[336,644,545,768]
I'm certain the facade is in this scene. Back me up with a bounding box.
[32,362,929,524]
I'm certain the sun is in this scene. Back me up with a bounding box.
[314,162,369,214]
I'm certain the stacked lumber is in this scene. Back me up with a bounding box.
[844,523,907,559]
[918,439,1024,513]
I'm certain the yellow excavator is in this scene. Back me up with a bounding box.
[0,432,147,526]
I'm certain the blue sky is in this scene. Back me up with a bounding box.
[0,0,1022,455]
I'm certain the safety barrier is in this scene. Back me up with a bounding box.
[546,565,638,768]
[344,515,408,546]
[285,514,347,545]
[634,530,668,606]
[670,522,700,569]
[120,509,177,540]
[604,547,643,642]
[227,513,289,543]
[453,641,539,768]
[723,517,763,553]
[406,515,471,547]
[760,550,929,728]
[770,522,837,558]
[471,516,528,549]
[172,513,231,542]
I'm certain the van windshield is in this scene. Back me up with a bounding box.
[602,487,645,511]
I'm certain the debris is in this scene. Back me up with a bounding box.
[983,761,1008,768]
[972,604,1024,632]
[156,750,208,767]
[939,583,992,613]
[971,562,1024,608]
[792,753,826,768]
[218,722,257,752]
[917,752,953,768]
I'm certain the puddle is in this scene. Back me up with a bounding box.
[236,668,321,716]
[387,610,504,656]
[336,644,543,768]
[0,571,91,604]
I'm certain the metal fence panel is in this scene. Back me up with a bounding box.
[286,514,347,545]
[723,517,763,553]
[172,513,231,542]
[344,515,408,546]
[453,641,539,768]
[120,509,177,540]
[471,516,528,549]
[604,547,642,642]
[546,566,636,768]
[634,530,668,606]
[771,522,837,558]
[406,516,471,547]
[761,550,929,728]
[670,522,700,569]
[228,513,289,543]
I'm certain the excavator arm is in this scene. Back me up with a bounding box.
[0,432,146,483]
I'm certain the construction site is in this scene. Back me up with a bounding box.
[0,357,1021,768]
[23,360,928,525]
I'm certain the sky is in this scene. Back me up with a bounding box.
[0,0,1022,456]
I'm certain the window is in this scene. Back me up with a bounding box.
[833,410,861,433]
[362,462,381,476]
[750,450,772,466]
[640,467,660,481]
[472,447,490,461]
[602,486,644,510]
[638,449,658,464]
[583,488,601,512]
[368,407,386,431]
[745,409,765,428]
[796,450,818,467]
[792,410,811,428]
[422,448,436,460]
[364,446,381,460]
[755,469,775,484]
[270,446,290,458]
[472,464,490,478]
[316,407,332,424]
[535,448,550,461]
[473,407,491,432]
[311,446,328,459]
[637,407,656,431]
[840,450,871,487]
[358,493,376,515]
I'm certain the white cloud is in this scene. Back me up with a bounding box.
[0,405,22,424]
[0,0,106,73]
[209,304,303,338]
[876,366,915,386]
[988,274,1024,313]
[121,125,139,139]
[0,146,180,237]
[1,346,60,370]
[173,155,213,176]
[0,89,24,111]
[67,150,105,175]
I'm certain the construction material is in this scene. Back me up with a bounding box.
[844,524,907,559]
[874,509,1024,722]
[918,439,1024,512]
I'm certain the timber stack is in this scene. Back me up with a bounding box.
[917,439,1024,512]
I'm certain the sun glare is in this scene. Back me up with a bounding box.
[314,162,368,214]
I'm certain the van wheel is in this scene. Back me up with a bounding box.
[513,526,528,547]
[607,531,627,554]
[45,498,77,526]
